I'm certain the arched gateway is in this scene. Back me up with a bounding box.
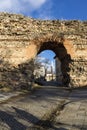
[0,13,87,88]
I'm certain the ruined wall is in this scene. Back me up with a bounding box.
[55,58,62,83]
[0,12,87,88]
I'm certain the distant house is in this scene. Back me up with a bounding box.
[34,66,45,79]
[45,73,56,81]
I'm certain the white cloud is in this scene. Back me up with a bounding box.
[0,0,54,20]
[0,0,12,10]
[0,0,47,13]
[36,0,54,20]
[28,0,47,8]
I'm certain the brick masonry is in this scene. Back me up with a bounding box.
[0,12,87,88]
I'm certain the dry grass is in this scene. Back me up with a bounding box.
[0,87,12,92]
[32,83,42,89]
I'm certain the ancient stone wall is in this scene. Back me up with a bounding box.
[0,12,87,88]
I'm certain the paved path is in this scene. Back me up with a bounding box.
[52,88,87,130]
[0,86,87,130]
[0,86,69,130]
[0,92,20,103]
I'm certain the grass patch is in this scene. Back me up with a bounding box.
[0,87,13,92]
[32,83,42,89]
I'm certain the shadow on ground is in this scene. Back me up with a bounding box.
[0,85,87,130]
[29,84,87,103]
[0,109,27,130]
[0,106,87,130]
[0,107,68,130]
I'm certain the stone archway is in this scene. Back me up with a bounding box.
[37,41,72,86]
[25,34,75,87]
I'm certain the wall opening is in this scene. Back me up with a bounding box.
[34,41,72,86]
[34,50,56,84]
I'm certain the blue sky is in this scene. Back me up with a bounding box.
[0,0,87,20]
[38,50,55,63]
[38,50,56,72]
[32,0,87,20]
[0,0,87,63]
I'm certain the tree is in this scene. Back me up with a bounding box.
[33,56,50,79]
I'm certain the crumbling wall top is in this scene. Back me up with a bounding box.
[0,12,87,40]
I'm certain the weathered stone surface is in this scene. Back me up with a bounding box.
[0,12,87,88]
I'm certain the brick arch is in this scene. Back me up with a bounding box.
[26,34,75,60]
[26,34,75,86]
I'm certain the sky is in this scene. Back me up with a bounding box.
[0,0,87,65]
[38,50,56,72]
[0,0,87,20]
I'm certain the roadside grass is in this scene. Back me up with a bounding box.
[0,86,13,92]
[32,83,42,89]
[0,82,42,94]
